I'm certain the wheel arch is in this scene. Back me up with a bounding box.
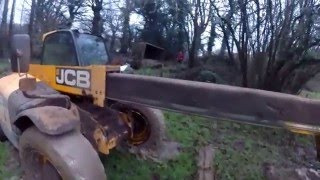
[14,115,34,134]
[13,105,80,136]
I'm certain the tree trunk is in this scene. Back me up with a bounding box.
[28,0,36,35]
[0,0,9,33]
[239,0,248,87]
[28,0,36,57]
[177,0,186,51]
[189,45,195,68]
[91,0,103,36]
[189,26,200,68]
[120,3,130,54]
[225,38,235,65]
[110,31,116,53]
[207,21,216,54]
[9,0,16,38]
[238,48,248,87]
[67,4,75,28]
[0,0,9,57]
[8,0,16,55]
[35,0,45,32]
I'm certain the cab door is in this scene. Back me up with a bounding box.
[41,31,79,66]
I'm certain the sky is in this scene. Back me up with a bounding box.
[15,0,32,24]
[0,0,27,24]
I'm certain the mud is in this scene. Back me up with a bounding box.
[263,164,320,180]
[128,140,181,163]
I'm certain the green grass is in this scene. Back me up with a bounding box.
[0,143,8,164]
[102,111,315,180]
[299,90,320,99]
[103,112,208,180]
[0,59,9,73]
[0,143,13,179]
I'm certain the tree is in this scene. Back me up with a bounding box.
[161,0,189,57]
[207,16,217,54]
[139,0,165,45]
[9,0,16,38]
[0,0,9,57]
[263,0,320,92]
[117,0,133,53]
[104,1,122,52]
[213,0,320,90]
[28,0,36,35]
[218,0,235,63]
[64,0,85,28]
[91,0,104,36]
[27,0,69,56]
[176,0,188,52]
[187,0,214,68]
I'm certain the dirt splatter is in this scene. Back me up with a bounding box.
[128,140,181,163]
[263,164,320,180]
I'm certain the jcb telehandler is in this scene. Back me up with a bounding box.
[1,29,320,179]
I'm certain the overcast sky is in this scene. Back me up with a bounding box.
[0,0,26,24]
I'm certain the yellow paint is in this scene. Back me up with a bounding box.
[93,128,117,155]
[42,30,57,41]
[29,64,120,107]
[283,121,320,135]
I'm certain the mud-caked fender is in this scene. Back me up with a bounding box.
[14,104,80,135]
[7,81,80,135]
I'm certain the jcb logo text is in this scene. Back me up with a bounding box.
[56,68,91,89]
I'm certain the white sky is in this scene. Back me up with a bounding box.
[0,0,27,24]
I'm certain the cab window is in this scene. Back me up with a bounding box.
[42,32,78,66]
[75,34,109,66]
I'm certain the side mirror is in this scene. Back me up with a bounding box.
[10,34,31,73]
[10,34,36,91]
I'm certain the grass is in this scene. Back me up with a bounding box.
[103,113,208,180]
[0,143,14,179]
[102,111,315,180]
[0,59,9,73]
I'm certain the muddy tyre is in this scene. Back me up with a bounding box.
[0,126,7,142]
[19,127,107,180]
[110,102,166,153]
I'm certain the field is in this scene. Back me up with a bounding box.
[104,112,316,180]
[0,61,318,179]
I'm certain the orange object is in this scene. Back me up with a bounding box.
[177,51,184,63]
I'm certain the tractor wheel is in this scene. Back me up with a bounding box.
[19,127,107,180]
[110,102,166,153]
